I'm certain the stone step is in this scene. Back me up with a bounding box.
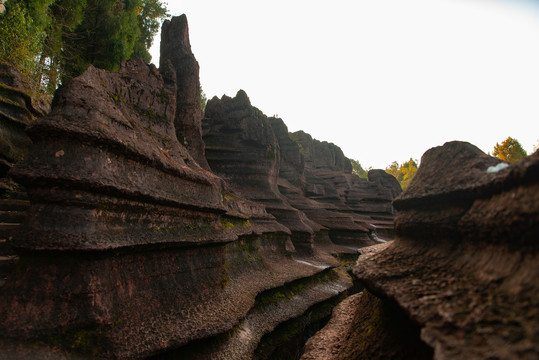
[0,224,21,249]
[0,198,30,212]
[0,210,25,223]
[0,238,15,256]
[0,255,19,288]
[1,189,28,201]
[0,255,18,269]
[0,83,28,108]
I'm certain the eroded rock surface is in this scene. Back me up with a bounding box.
[160,15,210,170]
[0,62,48,284]
[0,16,371,360]
[203,92,401,252]
[352,141,539,360]
[203,91,318,253]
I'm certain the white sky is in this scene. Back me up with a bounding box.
[149,0,539,169]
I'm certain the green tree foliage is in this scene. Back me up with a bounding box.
[385,158,418,190]
[492,137,527,163]
[0,2,46,81]
[350,159,368,179]
[201,87,207,113]
[0,0,169,92]
[132,0,169,62]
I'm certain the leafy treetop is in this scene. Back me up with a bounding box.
[385,158,418,190]
[0,0,169,93]
[350,159,368,179]
[492,137,527,163]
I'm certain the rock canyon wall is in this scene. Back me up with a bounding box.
[302,141,539,360]
[2,13,533,360]
[0,15,399,359]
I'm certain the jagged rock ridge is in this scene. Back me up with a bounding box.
[203,91,401,252]
[0,15,402,359]
[307,141,538,360]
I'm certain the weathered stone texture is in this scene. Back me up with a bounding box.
[203,91,317,253]
[204,94,401,251]
[160,15,210,170]
[0,14,405,360]
[353,141,539,360]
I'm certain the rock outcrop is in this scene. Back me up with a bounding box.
[347,141,539,360]
[203,92,401,253]
[0,62,49,286]
[203,91,319,253]
[0,15,374,359]
[285,130,400,245]
[160,15,210,170]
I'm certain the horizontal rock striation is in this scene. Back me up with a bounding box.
[203,91,318,253]
[204,93,401,252]
[283,130,400,246]
[0,62,48,286]
[0,15,380,359]
[352,141,539,360]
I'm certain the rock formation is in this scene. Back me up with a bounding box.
[336,141,539,360]
[160,15,210,170]
[0,15,385,359]
[0,61,49,286]
[203,92,401,253]
[285,130,400,245]
[203,91,319,253]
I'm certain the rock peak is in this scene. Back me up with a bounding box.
[160,14,210,170]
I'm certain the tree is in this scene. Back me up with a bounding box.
[0,2,46,83]
[201,87,207,114]
[350,159,368,179]
[492,137,527,163]
[1,0,169,92]
[399,158,418,190]
[385,158,418,190]
[132,0,169,62]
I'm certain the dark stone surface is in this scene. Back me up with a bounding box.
[203,91,317,253]
[354,141,539,360]
[0,15,403,360]
[160,15,210,170]
[204,94,401,250]
[0,55,304,358]
[0,61,48,179]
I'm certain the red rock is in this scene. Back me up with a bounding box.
[353,141,539,360]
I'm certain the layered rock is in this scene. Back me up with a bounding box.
[203,91,318,253]
[160,15,210,170]
[0,62,48,284]
[0,16,358,359]
[203,93,401,252]
[283,130,401,246]
[350,141,539,359]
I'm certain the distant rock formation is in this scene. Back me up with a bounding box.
[344,141,539,359]
[203,91,319,253]
[0,16,383,359]
[284,130,400,245]
[203,91,401,252]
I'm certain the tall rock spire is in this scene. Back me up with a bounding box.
[160,15,210,170]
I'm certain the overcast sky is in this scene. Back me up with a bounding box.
[149,0,539,169]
